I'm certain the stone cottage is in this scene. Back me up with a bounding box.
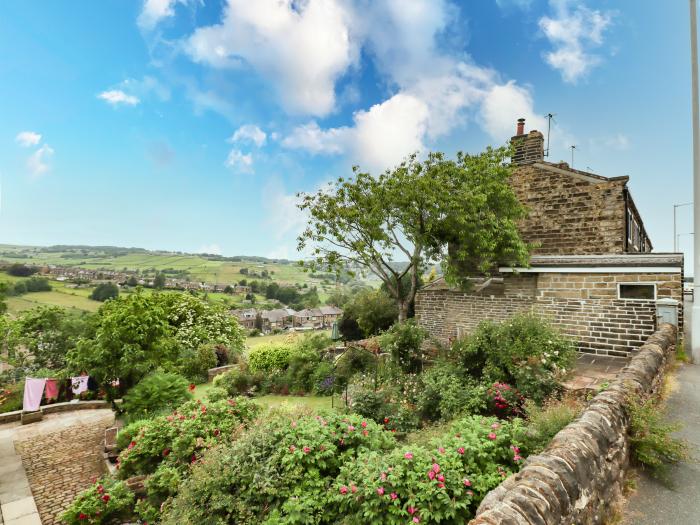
[415,119,683,357]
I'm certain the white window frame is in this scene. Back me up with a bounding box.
[617,282,657,301]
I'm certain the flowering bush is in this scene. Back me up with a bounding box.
[213,366,253,395]
[417,363,488,421]
[486,382,525,419]
[161,411,396,524]
[116,397,260,478]
[453,314,575,403]
[379,319,428,373]
[330,416,527,524]
[61,477,133,525]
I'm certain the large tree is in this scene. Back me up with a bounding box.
[298,147,530,321]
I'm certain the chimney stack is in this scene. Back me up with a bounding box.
[511,117,544,165]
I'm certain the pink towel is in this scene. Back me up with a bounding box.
[44,379,59,400]
[72,376,89,395]
[23,378,46,412]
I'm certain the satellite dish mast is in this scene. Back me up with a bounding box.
[544,113,556,157]
[570,145,577,168]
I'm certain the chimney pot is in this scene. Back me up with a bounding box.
[516,118,525,136]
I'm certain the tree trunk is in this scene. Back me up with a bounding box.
[398,301,409,322]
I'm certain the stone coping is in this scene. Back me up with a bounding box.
[0,400,109,425]
[470,323,677,525]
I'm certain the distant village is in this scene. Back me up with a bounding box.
[231,306,343,333]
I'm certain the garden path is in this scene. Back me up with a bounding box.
[0,409,114,525]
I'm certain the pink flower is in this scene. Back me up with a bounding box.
[96,485,104,494]
[463,478,471,487]
[303,446,311,454]
[432,463,440,473]
[128,441,136,449]
[201,405,207,413]
[289,445,296,453]
[457,447,465,455]
[404,452,413,460]
[491,423,500,430]
[413,517,420,523]
[438,447,445,454]
[339,486,348,495]
[437,474,445,482]
[377,487,385,496]
[362,430,369,436]
[348,425,355,432]
[351,485,357,493]
[408,506,416,515]
[390,492,398,500]
[428,470,436,480]
[437,482,445,488]
[488,433,497,440]
[291,421,297,428]
[380,472,387,481]
[514,455,522,462]
[361,421,368,428]
[467,490,474,496]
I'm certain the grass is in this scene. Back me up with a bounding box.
[5,289,100,314]
[245,330,332,352]
[192,382,334,411]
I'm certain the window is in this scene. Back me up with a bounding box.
[618,283,656,300]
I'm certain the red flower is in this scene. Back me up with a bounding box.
[213,429,220,437]
[428,470,436,480]
[303,446,311,454]
[361,421,367,428]
[404,452,413,460]
[188,383,196,392]
[162,448,170,457]
[201,405,207,413]
[362,430,369,436]
[488,433,497,440]
[101,494,110,503]
[96,485,104,494]
[383,418,390,424]
[377,487,385,496]
[390,492,398,500]
[128,441,136,449]
[351,484,357,493]
[339,486,348,495]
[289,445,296,453]
[78,513,87,520]
[457,447,465,455]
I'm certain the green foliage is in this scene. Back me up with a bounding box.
[116,397,260,479]
[178,344,218,382]
[153,272,166,289]
[380,319,427,373]
[341,289,398,338]
[330,416,528,524]
[121,372,193,422]
[521,397,583,454]
[628,393,689,480]
[248,343,294,373]
[90,282,119,302]
[454,313,575,404]
[61,477,134,525]
[417,364,488,422]
[162,412,396,524]
[213,367,253,396]
[7,263,37,277]
[0,381,23,414]
[298,149,530,319]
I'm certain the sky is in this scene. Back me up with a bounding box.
[0,0,696,268]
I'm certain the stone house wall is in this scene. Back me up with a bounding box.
[510,163,629,255]
[470,324,676,525]
[415,271,683,357]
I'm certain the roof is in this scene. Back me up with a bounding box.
[513,253,683,268]
[261,309,292,322]
[319,305,343,315]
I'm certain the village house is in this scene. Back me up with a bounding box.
[319,305,343,327]
[261,308,294,331]
[415,119,683,358]
[293,308,324,329]
[232,308,259,330]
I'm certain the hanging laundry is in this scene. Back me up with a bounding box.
[44,379,59,400]
[71,376,89,395]
[23,377,46,412]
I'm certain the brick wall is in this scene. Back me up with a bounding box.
[415,272,683,357]
[510,164,628,255]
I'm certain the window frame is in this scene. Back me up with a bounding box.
[617,282,657,301]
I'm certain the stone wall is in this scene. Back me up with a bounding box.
[415,272,682,357]
[510,163,628,255]
[469,323,676,525]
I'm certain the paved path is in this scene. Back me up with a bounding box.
[623,362,700,524]
[0,409,114,525]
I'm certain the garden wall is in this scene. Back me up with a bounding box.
[469,323,677,525]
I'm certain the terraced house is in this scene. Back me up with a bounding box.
[416,119,683,357]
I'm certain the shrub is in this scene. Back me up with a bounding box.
[0,382,23,414]
[162,412,396,524]
[628,393,689,480]
[117,397,260,479]
[25,277,52,292]
[248,343,293,372]
[206,386,229,402]
[380,319,428,373]
[351,389,384,421]
[90,282,119,302]
[454,314,575,404]
[116,419,150,450]
[334,345,377,388]
[417,363,488,422]
[121,372,193,422]
[213,367,252,396]
[486,382,525,419]
[178,344,218,383]
[61,477,133,525]
[311,361,335,395]
[213,343,231,367]
[330,416,528,524]
[521,396,583,454]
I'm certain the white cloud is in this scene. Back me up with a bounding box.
[138,0,181,30]
[495,0,533,11]
[282,121,348,154]
[198,243,222,255]
[480,82,547,141]
[224,149,253,173]
[185,0,358,116]
[15,131,42,147]
[539,0,613,83]
[97,90,141,106]
[26,144,54,177]
[230,124,267,147]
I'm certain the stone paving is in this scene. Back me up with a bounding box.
[0,409,114,525]
[562,352,628,393]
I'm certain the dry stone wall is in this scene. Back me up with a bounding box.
[469,324,677,525]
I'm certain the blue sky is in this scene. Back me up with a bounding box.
[0,0,695,266]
